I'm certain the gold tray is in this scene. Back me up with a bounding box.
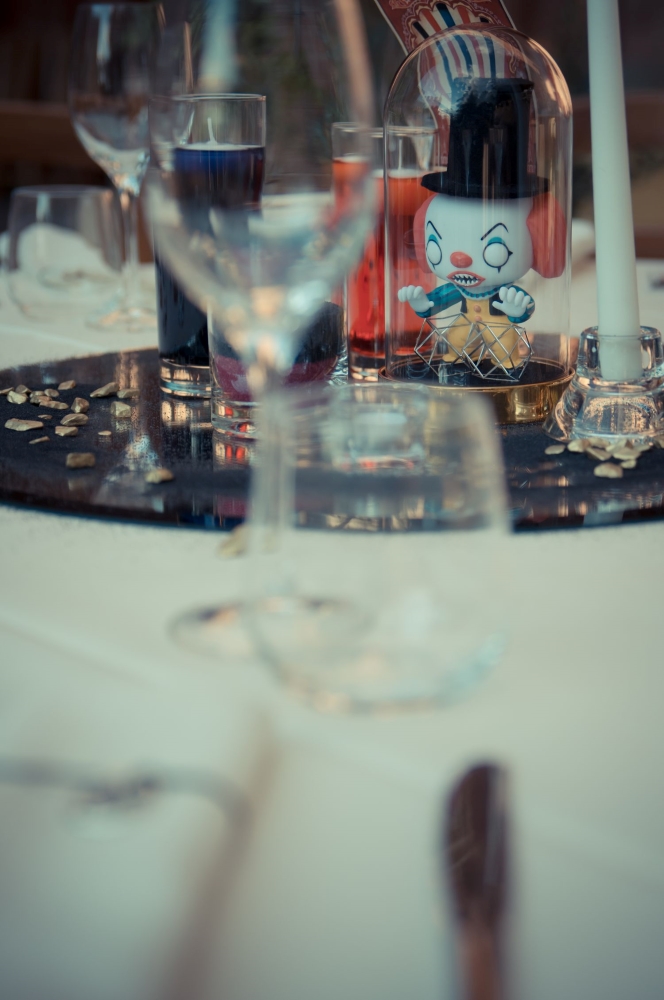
[379,359,573,425]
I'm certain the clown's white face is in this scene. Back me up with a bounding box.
[424,194,533,292]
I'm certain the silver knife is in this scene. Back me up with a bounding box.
[444,763,510,1000]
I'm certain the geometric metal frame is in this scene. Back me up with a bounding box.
[414,312,532,384]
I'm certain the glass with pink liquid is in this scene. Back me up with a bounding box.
[332,125,384,380]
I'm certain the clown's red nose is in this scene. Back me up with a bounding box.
[450,251,473,268]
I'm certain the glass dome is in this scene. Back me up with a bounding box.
[382,26,572,423]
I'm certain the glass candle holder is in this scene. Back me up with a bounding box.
[382,25,573,424]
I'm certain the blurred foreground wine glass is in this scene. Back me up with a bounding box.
[69,2,162,331]
[147,0,376,653]
[178,384,509,711]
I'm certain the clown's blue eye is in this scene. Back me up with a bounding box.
[483,237,512,270]
[426,237,442,266]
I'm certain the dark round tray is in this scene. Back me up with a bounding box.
[2,348,664,531]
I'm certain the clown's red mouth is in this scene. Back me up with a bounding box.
[447,271,484,287]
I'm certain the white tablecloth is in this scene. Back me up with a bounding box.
[1,259,664,1000]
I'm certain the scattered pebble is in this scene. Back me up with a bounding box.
[567,440,587,453]
[43,388,59,399]
[39,399,68,410]
[60,413,88,426]
[586,446,613,462]
[90,381,119,398]
[37,414,52,421]
[7,391,28,404]
[71,397,90,413]
[55,425,78,437]
[117,388,139,399]
[218,524,248,558]
[0,387,13,395]
[66,452,95,469]
[98,430,112,437]
[594,462,624,479]
[544,444,565,455]
[58,380,76,390]
[14,384,30,395]
[5,418,44,432]
[29,436,49,445]
[29,392,50,405]
[621,459,637,469]
[145,468,174,484]
[110,400,131,418]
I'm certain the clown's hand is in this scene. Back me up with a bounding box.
[494,285,533,318]
[397,285,433,313]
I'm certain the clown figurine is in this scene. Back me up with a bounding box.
[398,78,566,380]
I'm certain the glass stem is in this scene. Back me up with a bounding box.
[119,190,141,309]
[246,362,294,598]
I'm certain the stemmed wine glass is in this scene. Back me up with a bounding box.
[146,0,375,646]
[69,3,162,331]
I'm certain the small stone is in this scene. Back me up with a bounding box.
[145,468,174,484]
[621,460,637,469]
[29,436,50,445]
[71,397,90,413]
[218,523,248,558]
[567,439,588,453]
[29,392,49,405]
[653,437,664,449]
[43,388,59,399]
[594,462,624,479]
[545,444,565,455]
[110,401,132,419]
[55,425,78,437]
[39,399,68,410]
[632,442,652,453]
[7,391,28,404]
[98,430,112,437]
[587,437,607,448]
[5,418,44,432]
[66,452,95,469]
[612,448,639,461]
[14,384,30,395]
[586,446,613,462]
[58,380,76,390]
[90,381,119,398]
[117,387,139,399]
[60,412,88,426]
[0,387,13,395]
[37,414,52,421]
[604,438,628,453]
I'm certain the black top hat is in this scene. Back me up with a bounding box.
[422,77,548,199]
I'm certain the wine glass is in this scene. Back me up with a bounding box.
[147,1,375,646]
[69,3,162,331]
[181,383,510,710]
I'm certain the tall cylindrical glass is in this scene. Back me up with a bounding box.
[150,94,266,397]
[333,124,385,381]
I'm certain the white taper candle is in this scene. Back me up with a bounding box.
[587,0,643,381]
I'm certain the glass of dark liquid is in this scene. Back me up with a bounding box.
[150,94,266,396]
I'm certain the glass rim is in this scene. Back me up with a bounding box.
[74,2,162,9]
[10,185,116,199]
[164,93,266,104]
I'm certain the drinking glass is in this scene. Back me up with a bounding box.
[7,186,123,322]
[333,124,385,380]
[147,1,375,642]
[149,93,266,398]
[181,384,510,710]
[69,3,162,331]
